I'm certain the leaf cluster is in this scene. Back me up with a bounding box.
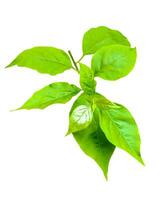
[7,26,144,179]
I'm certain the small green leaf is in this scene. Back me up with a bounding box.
[67,93,93,134]
[91,45,137,80]
[82,26,130,55]
[73,112,115,179]
[79,63,96,94]
[7,47,72,75]
[18,82,81,110]
[98,101,144,164]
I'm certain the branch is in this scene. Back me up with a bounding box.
[68,50,79,72]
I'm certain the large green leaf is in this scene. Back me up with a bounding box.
[67,93,94,134]
[73,112,115,179]
[79,63,96,94]
[91,45,137,80]
[97,99,144,164]
[82,26,130,55]
[7,47,72,75]
[18,82,81,110]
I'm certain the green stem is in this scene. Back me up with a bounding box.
[68,50,79,72]
[77,54,84,63]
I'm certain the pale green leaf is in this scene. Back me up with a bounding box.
[7,46,72,75]
[91,45,137,80]
[67,93,93,134]
[79,63,96,94]
[18,82,81,110]
[82,26,130,55]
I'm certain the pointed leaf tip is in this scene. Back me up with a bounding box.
[18,82,81,110]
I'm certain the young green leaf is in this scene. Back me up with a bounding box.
[82,26,130,55]
[79,63,96,94]
[7,47,72,75]
[98,102,144,164]
[18,82,81,110]
[67,93,93,134]
[73,116,115,179]
[91,45,137,80]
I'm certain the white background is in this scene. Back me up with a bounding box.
[0,0,162,199]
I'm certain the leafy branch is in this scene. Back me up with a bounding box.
[6,25,144,180]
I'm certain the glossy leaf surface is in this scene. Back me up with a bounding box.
[7,46,72,75]
[67,93,93,134]
[82,26,130,55]
[19,82,81,110]
[92,45,136,80]
[97,99,144,164]
[73,113,115,179]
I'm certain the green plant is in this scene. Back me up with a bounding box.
[7,26,144,179]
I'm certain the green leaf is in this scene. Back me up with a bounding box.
[82,26,130,55]
[7,47,72,75]
[18,82,81,110]
[79,63,96,94]
[73,112,115,179]
[98,101,144,164]
[67,93,93,134]
[91,45,137,80]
